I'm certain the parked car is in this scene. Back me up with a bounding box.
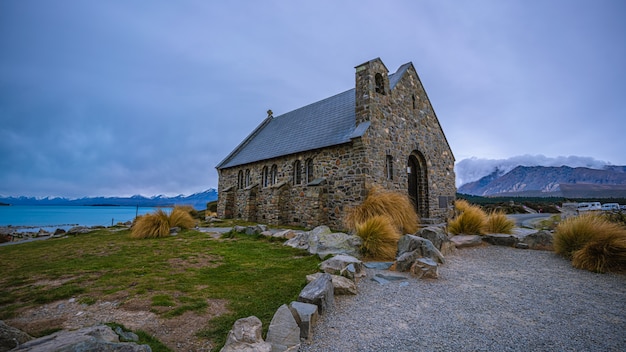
[601,203,621,211]
[577,202,602,212]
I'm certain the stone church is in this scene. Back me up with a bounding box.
[216,58,456,230]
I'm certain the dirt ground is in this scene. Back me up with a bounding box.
[6,291,229,351]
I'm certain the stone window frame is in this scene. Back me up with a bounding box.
[293,160,302,185]
[385,154,394,180]
[262,166,269,187]
[270,164,278,185]
[237,170,244,189]
[244,169,251,187]
[305,158,314,184]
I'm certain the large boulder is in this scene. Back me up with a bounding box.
[395,235,445,272]
[410,257,439,279]
[288,302,318,342]
[416,226,456,256]
[284,226,362,259]
[0,320,32,352]
[221,316,272,352]
[522,230,554,250]
[10,325,150,352]
[306,273,357,295]
[265,304,301,352]
[483,234,519,247]
[297,273,334,315]
[449,235,483,248]
[318,254,365,280]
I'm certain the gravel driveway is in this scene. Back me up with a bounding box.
[300,246,626,352]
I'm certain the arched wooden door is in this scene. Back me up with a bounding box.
[408,152,429,218]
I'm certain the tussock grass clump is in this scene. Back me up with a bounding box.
[131,206,196,239]
[355,215,401,260]
[572,232,626,273]
[448,201,487,235]
[553,213,619,259]
[484,210,515,234]
[344,186,419,235]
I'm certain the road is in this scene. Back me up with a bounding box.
[507,213,554,227]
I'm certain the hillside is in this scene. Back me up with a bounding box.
[458,166,626,197]
[0,189,218,209]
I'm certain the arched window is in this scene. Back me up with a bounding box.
[270,164,278,185]
[237,170,244,189]
[386,155,394,180]
[293,160,302,185]
[375,73,385,95]
[305,158,314,184]
[244,169,250,187]
[262,166,269,187]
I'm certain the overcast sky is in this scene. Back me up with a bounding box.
[1,0,625,198]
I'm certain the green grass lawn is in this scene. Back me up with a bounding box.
[0,228,320,351]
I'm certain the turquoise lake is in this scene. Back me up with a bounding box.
[0,205,166,229]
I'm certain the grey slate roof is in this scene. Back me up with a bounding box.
[216,64,409,169]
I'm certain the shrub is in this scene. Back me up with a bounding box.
[448,201,487,235]
[572,231,626,273]
[131,207,196,239]
[355,215,401,260]
[484,211,515,234]
[554,213,624,259]
[345,186,419,235]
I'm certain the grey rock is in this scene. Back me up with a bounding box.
[319,255,365,280]
[483,234,518,247]
[297,273,334,315]
[284,227,362,259]
[66,226,91,235]
[449,235,484,248]
[266,304,301,352]
[374,273,407,281]
[0,320,32,352]
[515,242,530,249]
[221,316,272,352]
[306,273,357,295]
[416,226,449,250]
[410,257,439,279]
[115,326,139,342]
[260,230,273,237]
[272,229,297,240]
[11,325,151,352]
[396,235,445,272]
[53,228,66,236]
[283,232,310,250]
[234,225,247,233]
[288,302,318,342]
[363,262,393,270]
[371,276,390,285]
[522,230,554,250]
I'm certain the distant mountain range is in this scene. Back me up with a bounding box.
[0,189,218,209]
[458,165,626,198]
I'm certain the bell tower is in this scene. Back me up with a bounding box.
[354,58,389,125]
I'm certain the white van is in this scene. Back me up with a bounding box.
[601,203,621,211]
[577,202,601,212]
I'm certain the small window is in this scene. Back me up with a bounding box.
[237,170,244,189]
[375,73,385,95]
[262,166,269,187]
[412,94,417,109]
[305,158,314,184]
[293,160,302,185]
[270,164,278,185]
[244,169,251,187]
[385,155,394,180]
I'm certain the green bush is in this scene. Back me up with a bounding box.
[355,215,400,260]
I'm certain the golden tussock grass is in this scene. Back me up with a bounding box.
[131,206,196,239]
[484,210,515,234]
[572,231,626,273]
[448,201,487,235]
[355,215,401,260]
[553,213,621,259]
[344,186,419,235]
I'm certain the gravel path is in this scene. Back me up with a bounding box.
[300,246,626,352]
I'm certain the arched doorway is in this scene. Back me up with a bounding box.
[408,152,429,218]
